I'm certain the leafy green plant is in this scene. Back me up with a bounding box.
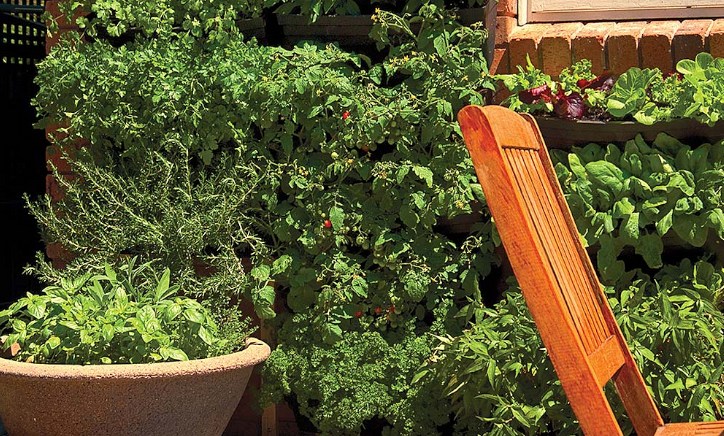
[31,149,276,320]
[419,285,575,436]
[269,0,380,21]
[673,52,724,125]
[607,54,724,125]
[0,259,249,364]
[499,54,724,125]
[551,134,724,284]
[261,314,452,434]
[421,260,724,435]
[612,260,724,423]
[498,58,614,120]
[53,0,263,39]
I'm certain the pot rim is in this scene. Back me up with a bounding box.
[0,337,270,379]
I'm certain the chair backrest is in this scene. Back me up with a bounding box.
[458,105,664,436]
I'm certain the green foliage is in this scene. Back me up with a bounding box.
[499,54,724,125]
[0,259,248,364]
[674,53,724,125]
[551,134,724,285]
[497,56,555,113]
[54,0,262,39]
[33,5,497,431]
[270,0,375,21]
[30,150,276,320]
[612,260,724,423]
[419,286,575,436]
[609,53,724,125]
[261,315,452,434]
[34,6,495,341]
[40,0,724,433]
[422,261,724,434]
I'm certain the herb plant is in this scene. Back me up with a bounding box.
[0,259,248,364]
[421,260,724,435]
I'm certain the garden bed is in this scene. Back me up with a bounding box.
[536,116,724,149]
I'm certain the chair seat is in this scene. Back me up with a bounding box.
[655,421,724,435]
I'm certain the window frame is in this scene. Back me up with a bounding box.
[520,1,724,25]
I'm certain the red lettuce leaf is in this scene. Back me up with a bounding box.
[518,84,554,104]
[553,91,586,119]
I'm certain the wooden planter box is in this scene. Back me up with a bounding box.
[277,14,374,48]
[276,1,496,61]
[236,17,266,41]
[534,116,724,149]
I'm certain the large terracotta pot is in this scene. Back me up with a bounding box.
[0,337,270,436]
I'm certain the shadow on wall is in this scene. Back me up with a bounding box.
[0,62,46,307]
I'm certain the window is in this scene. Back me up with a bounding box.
[521,0,724,24]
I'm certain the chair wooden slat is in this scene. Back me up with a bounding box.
[519,113,668,436]
[504,149,606,353]
[655,422,724,436]
[588,336,626,388]
[514,147,612,350]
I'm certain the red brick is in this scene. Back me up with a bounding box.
[490,48,510,74]
[709,19,724,59]
[496,16,518,46]
[640,21,680,72]
[46,173,78,202]
[572,22,616,74]
[46,174,63,202]
[673,19,713,63]
[45,122,66,144]
[45,142,86,173]
[540,23,583,76]
[46,243,73,263]
[606,22,647,74]
[509,24,552,70]
[46,146,71,173]
[497,0,517,18]
[45,0,86,29]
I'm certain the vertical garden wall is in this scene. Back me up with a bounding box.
[33,1,724,434]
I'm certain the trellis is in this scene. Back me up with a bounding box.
[1,0,45,65]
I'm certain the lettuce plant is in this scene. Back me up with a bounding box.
[552,134,724,285]
[499,54,724,126]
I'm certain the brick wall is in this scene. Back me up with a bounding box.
[493,0,724,75]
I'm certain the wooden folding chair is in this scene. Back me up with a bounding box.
[457,105,724,436]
